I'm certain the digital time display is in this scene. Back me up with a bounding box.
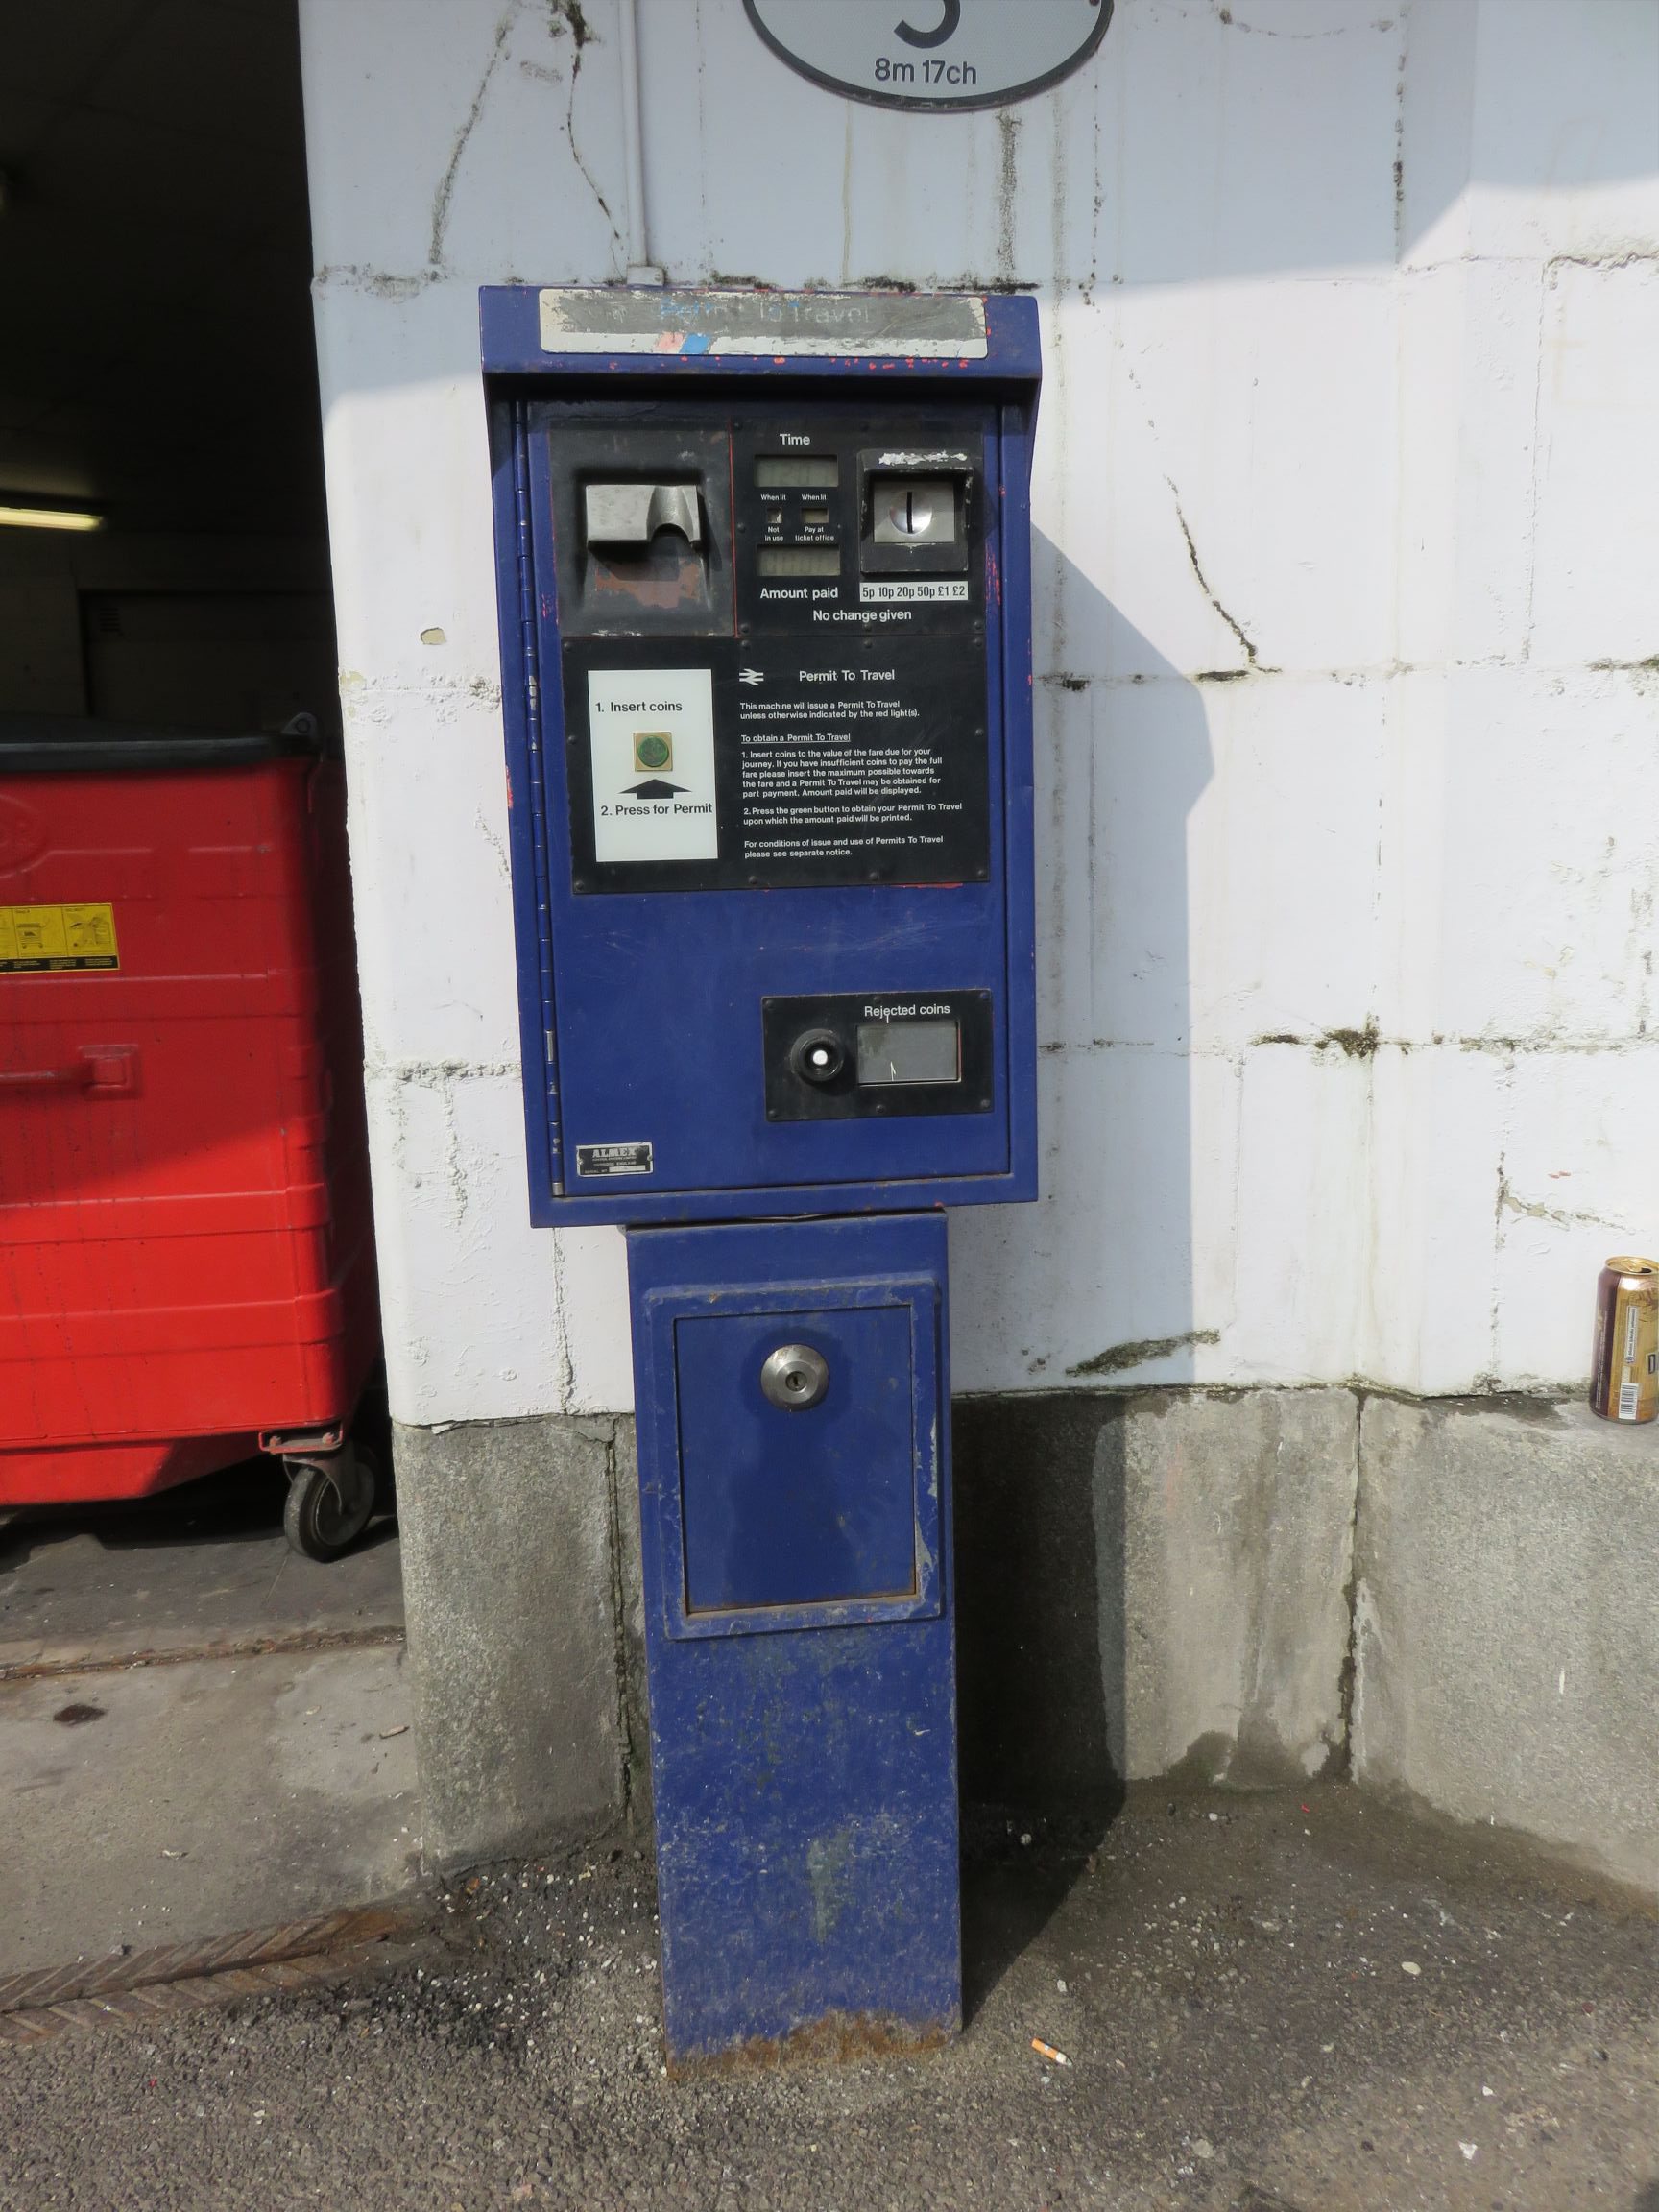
[756,456,839,490]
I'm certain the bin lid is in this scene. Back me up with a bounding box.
[0,712,328,774]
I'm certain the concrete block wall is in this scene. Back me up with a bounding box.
[292,4,1659,1890]
[397,1389,1659,1898]
[299,0,1659,1426]
[954,1389,1359,1803]
[394,1416,625,1866]
[1354,1398,1659,1895]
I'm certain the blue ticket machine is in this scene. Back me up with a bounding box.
[483,287,1040,2063]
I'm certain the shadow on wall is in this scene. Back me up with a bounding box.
[953,569,1215,1998]
[954,1392,1131,2021]
[950,545,1214,1395]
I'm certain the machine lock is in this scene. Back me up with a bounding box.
[759,1343,830,1411]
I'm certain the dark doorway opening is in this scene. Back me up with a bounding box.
[0,0,336,727]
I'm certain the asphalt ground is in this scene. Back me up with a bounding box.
[1,1783,1653,2212]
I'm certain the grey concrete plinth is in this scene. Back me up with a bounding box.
[1354,1396,1659,1895]
[394,1415,624,1868]
[956,1387,1358,1801]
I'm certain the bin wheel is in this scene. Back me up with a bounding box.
[283,1445,377,1562]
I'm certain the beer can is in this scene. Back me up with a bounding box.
[1589,1255,1659,1422]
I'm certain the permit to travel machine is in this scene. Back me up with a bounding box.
[482,285,1040,2063]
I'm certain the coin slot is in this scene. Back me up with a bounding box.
[870,475,959,549]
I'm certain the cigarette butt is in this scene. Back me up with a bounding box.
[1031,2037,1070,2066]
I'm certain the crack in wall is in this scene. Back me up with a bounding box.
[1250,1021,1381,1059]
[548,1231,578,1411]
[1068,1329,1221,1379]
[598,1417,637,1830]
[997,111,1020,282]
[427,0,617,276]
[367,1057,518,1085]
[1392,8,1408,262]
[1495,1165,1627,1237]
[1038,654,1659,692]
[1214,3,1365,36]
[1237,1028,1651,1058]
[1167,477,1265,670]
[1334,1389,1364,1779]
[473,809,511,881]
[429,2,517,269]
[552,0,621,261]
[312,264,438,301]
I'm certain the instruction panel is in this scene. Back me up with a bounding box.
[734,644,987,883]
[587,668,718,865]
[565,637,989,893]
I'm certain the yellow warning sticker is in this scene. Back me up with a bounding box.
[0,902,120,974]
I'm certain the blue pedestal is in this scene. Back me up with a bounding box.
[626,1213,959,2064]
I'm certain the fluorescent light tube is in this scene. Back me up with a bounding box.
[0,505,106,532]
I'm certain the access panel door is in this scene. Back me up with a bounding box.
[675,1303,921,1616]
[626,1213,958,2061]
[634,1217,946,1640]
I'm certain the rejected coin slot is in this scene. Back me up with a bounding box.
[856,1018,960,1086]
[790,1028,847,1086]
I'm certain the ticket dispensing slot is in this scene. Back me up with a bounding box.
[547,422,733,637]
[584,481,703,550]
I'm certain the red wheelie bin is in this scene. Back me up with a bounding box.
[0,714,381,1558]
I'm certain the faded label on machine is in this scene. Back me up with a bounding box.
[576,1141,655,1179]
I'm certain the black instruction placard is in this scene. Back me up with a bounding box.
[734,638,989,885]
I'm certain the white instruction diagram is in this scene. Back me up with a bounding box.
[588,668,719,865]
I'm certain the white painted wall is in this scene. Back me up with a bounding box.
[299,0,1659,1424]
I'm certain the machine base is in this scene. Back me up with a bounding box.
[627,1213,960,2066]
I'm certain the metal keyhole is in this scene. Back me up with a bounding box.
[760,1343,830,1411]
